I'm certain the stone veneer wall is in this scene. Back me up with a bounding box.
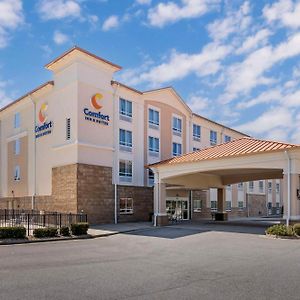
[77,164,115,224]
[117,185,153,223]
[247,194,267,217]
[0,196,53,211]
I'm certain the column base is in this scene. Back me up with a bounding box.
[156,215,169,226]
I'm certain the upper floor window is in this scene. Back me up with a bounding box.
[172,142,182,157]
[259,181,264,193]
[14,112,20,129]
[238,182,243,190]
[276,183,280,194]
[210,130,217,145]
[119,160,132,182]
[193,124,201,140]
[119,129,132,149]
[14,165,20,181]
[268,182,272,193]
[249,181,254,191]
[119,98,132,118]
[172,117,182,134]
[148,169,154,186]
[149,108,159,127]
[14,139,20,155]
[149,136,159,153]
[193,147,200,152]
[224,135,231,143]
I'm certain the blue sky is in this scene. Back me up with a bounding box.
[1,0,300,142]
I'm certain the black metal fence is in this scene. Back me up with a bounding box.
[0,209,88,236]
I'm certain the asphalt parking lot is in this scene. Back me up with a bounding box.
[1,224,300,300]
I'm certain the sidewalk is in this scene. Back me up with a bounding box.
[88,222,153,237]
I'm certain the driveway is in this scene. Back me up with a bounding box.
[0,224,299,300]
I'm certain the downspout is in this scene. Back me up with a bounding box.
[153,170,159,227]
[30,96,36,210]
[284,151,291,226]
[112,82,120,224]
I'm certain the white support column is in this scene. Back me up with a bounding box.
[153,172,168,226]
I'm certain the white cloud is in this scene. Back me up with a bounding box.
[236,106,293,136]
[102,15,119,31]
[187,95,209,112]
[122,42,231,86]
[136,0,151,5]
[53,30,69,45]
[236,29,272,55]
[38,0,81,20]
[223,32,300,103]
[207,1,251,41]
[263,0,300,29]
[148,0,220,28]
[0,0,24,48]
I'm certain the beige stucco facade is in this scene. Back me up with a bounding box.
[0,47,283,223]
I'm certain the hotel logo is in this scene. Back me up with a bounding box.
[83,93,110,126]
[35,102,53,139]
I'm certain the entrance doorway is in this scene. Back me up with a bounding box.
[166,197,189,221]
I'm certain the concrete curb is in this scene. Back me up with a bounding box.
[0,227,154,245]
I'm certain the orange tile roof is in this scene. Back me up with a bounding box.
[150,137,300,167]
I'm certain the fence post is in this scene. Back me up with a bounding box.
[27,214,30,236]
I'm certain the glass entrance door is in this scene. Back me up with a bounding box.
[166,197,189,221]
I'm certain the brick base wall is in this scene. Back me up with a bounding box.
[0,196,53,211]
[117,185,153,223]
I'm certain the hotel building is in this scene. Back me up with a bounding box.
[0,47,283,224]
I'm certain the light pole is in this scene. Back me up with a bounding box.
[30,96,36,210]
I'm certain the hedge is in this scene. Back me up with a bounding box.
[266,224,294,236]
[33,228,58,238]
[293,223,300,236]
[0,227,26,239]
[71,222,89,235]
[60,226,70,236]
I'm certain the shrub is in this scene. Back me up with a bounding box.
[293,223,300,236]
[60,226,70,236]
[0,227,26,239]
[71,222,89,235]
[266,224,294,236]
[33,227,58,238]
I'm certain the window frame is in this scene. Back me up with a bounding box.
[119,98,132,118]
[172,142,182,157]
[210,200,217,211]
[193,199,202,212]
[148,136,159,153]
[148,108,159,127]
[210,130,217,145]
[172,116,182,134]
[119,197,133,214]
[193,124,201,140]
[119,129,133,149]
[224,135,231,143]
[14,165,20,181]
[119,160,133,181]
[14,139,20,155]
[14,112,21,129]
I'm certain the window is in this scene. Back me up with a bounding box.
[224,135,231,143]
[14,165,20,181]
[210,200,217,211]
[268,182,272,193]
[66,118,71,140]
[119,98,132,118]
[238,182,243,190]
[226,201,232,211]
[172,143,182,157]
[148,169,154,186]
[119,160,132,181]
[172,117,182,134]
[149,108,159,126]
[119,129,132,149]
[14,112,20,129]
[259,181,264,193]
[193,199,202,212]
[249,181,254,192]
[120,198,133,214]
[149,136,159,153]
[210,130,217,145]
[276,183,280,194]
[193,147,200,152]
[193,124,201,140]
[238,201,244,210]
[14,139,20,155]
